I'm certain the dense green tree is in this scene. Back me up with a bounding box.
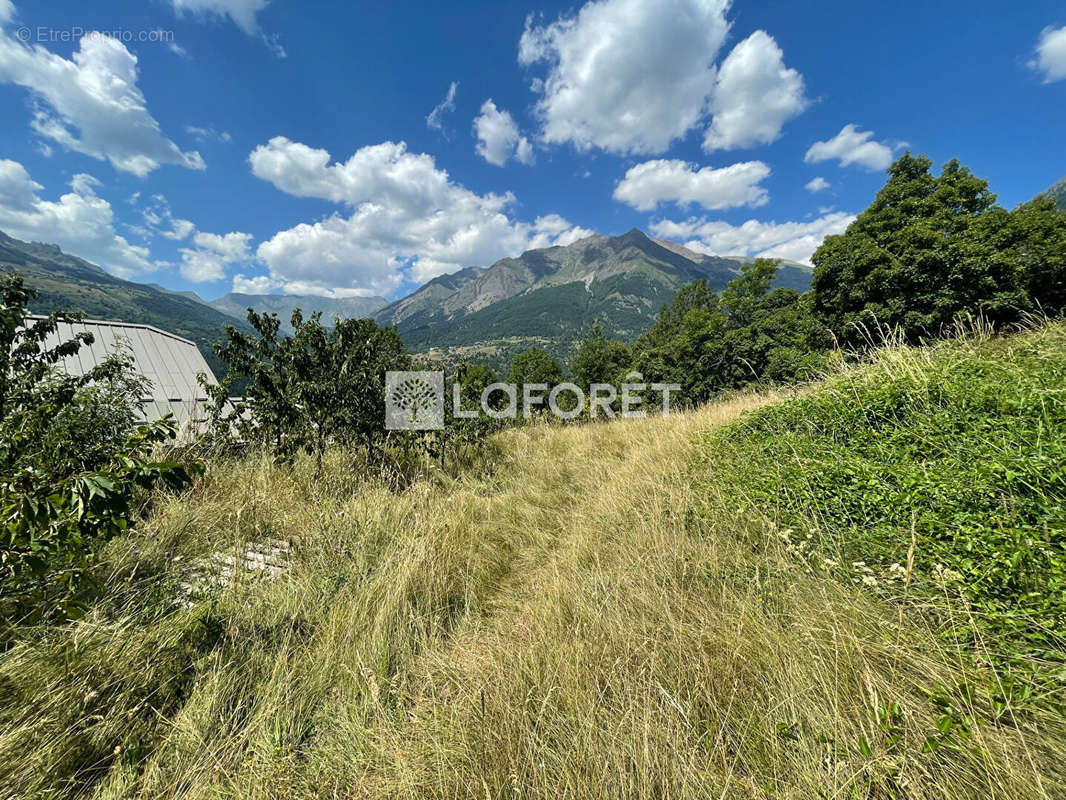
[207,309,411,475]
[205,309,292,451]
[976,196,1066,317]
[632,260,832,403]
[570,321,630,387]
[288,311,411,475]
[506,346,563,387]
[504,346,566,419]
[451,361,499,411]
[811,154,1066,344]
[630,280,718,396]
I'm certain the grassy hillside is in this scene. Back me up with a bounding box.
[0,231,246,378]
[1,324,1063,798]
[702,321,1066,662]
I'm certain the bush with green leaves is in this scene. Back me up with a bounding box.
[422,361,505,470]
[207,308,507,478]
[506,346,564,388]
[503,346,571,419]
[0,273,197,623]
[205,308,413,475]
[570,321,631,388]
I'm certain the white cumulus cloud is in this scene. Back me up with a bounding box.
[474,99,534,166]
[613,159,770,212]
[650,211,856,265]
[0,6,204,177]
[1030,25,1066,83]
[250,136,589,294]
[128,192,252,282]
[805,124,894,171]
[0,159,158,277]
[179,230,252,282]
[519,0,730,155]
[805,176,830,193]
[230,273,278,294]
[525,214,596,249]
[703,30,808,151]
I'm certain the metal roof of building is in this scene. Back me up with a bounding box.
[29,316,219,435]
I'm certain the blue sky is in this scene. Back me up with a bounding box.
[0,0,1063,302]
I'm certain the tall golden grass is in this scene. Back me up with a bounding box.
[0,343,1062,798]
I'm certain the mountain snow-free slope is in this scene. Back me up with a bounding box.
[1043,175,1066,210]
[208,292,387,333]
[377,228,812,365]
[1,226,812,372]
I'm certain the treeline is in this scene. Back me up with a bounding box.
[201,309,504,479]
[213,153,1066,473]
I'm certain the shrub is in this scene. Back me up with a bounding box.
[205,309,412,476]
[206,309,504,480]
[0,273,197,623]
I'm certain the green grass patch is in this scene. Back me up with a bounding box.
[699,323,1066,668]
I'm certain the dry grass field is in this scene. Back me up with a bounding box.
[1,325,1064,799]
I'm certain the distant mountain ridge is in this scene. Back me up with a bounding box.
[375,228,812,366]
[0,230,246,378]
[208,292,387,333]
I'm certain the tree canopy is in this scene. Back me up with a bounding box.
[811,154,1066,343]
[207,309,411,475]
[571,321,631,388]
[506,346,564,387]
[632,259,831,403]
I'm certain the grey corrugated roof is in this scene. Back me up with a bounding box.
[26,316,219,436]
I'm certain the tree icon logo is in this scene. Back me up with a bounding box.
[385,371,444,430]
[392,376,436,422]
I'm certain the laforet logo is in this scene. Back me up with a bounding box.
[385,371,445,430]
[384,369,681,431]
[392,376,438,423]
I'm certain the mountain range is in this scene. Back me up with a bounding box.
[0,227,812,372]
[208,292,387,334]
[5,172,1063,373]
[374,229,811,366]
